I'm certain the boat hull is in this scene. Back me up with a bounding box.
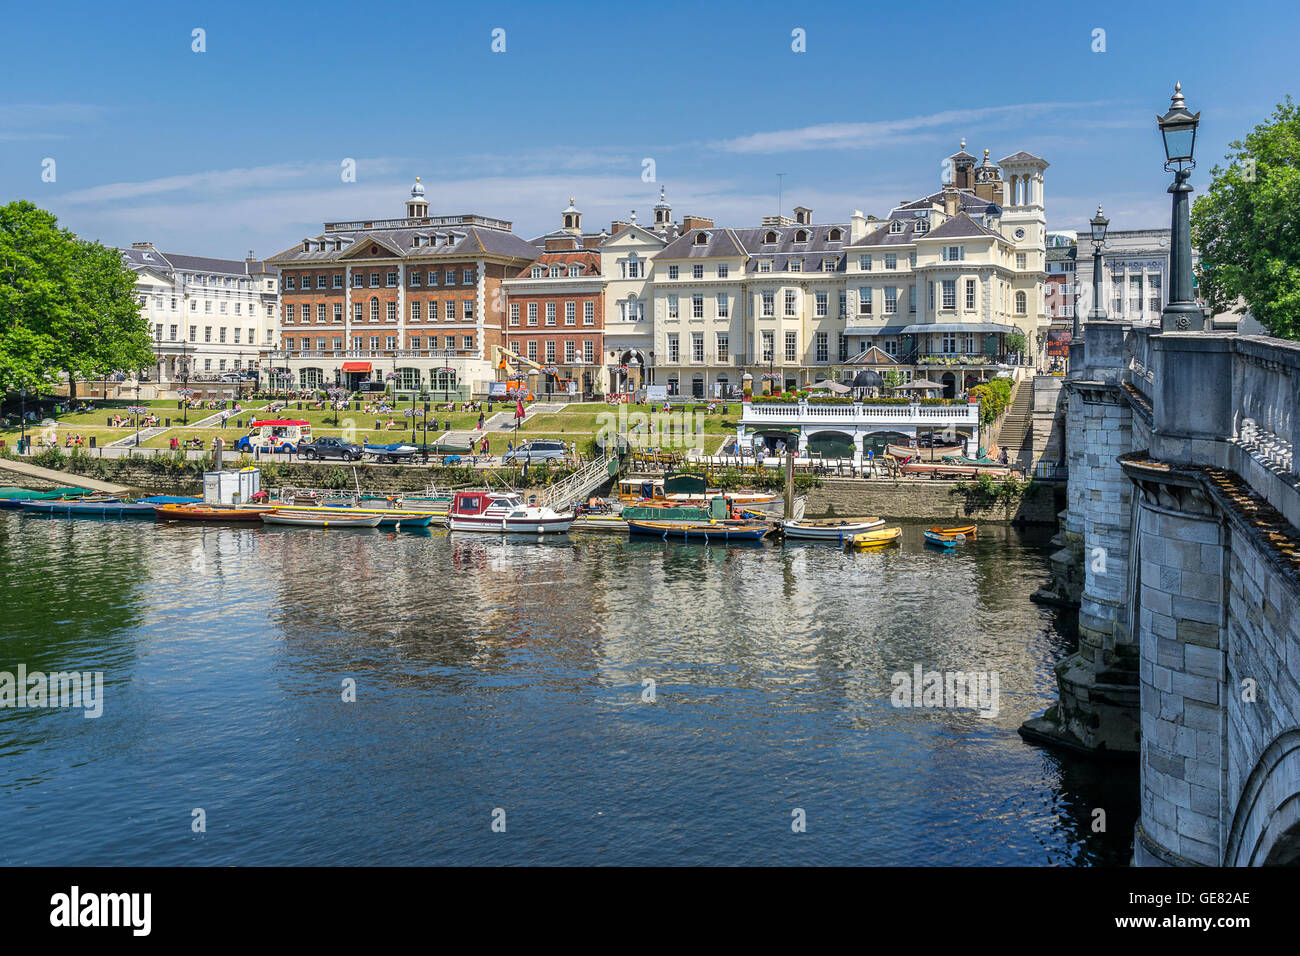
[447,514,573,534]
[626,520,769,542]
[261,511,384,528]
[783,518,883,540]
[923,530,960,548]
[155,504,270,522]
[847,527,902,548]
[19,500,155,518]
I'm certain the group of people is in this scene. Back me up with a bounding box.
[61,433,88,447]
[169,436,207,450]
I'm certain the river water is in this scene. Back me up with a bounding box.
[0,513,1137,865]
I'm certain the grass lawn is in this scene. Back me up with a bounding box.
[521,407,739,436]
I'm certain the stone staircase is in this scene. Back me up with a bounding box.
[996,383,1035,471]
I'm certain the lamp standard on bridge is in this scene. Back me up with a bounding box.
[1081,204,1110,341]
[1157,83,1203,331]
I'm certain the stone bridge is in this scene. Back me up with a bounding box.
[1023,319,1300,866]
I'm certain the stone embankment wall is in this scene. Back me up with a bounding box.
[806,477,1061,523]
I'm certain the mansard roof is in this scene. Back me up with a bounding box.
[268,224,539,265]
[120,248,279,277]
[920,212,1005,241]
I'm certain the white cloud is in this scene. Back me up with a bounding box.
[714,101,1106,153]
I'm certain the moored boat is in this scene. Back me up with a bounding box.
[929,524,976,537]
[154,503,271,522]
[18,499,156,518]
[446,491,573,534]
[846,527,902,549]
[626,519,770,542]
[782,517,883,540]
[261,510,384,528]
[923,529,961,548]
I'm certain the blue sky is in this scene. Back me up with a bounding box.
[1,0,1295,258]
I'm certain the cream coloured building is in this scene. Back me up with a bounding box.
[643,144,1051,399]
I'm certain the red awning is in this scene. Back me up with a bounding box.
[341,362,372,372]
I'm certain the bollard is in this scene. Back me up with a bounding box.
[165,418,171,427]
[107,416,113,427]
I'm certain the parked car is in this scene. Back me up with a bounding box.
[218,372,244,383]
[502,439,568,463]
[297,436,363,461]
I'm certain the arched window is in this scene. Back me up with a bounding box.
[694,232,709,245]
[827,228,842,241]
[1014,291,1027,314]
[369,297,379,321]
[794,229,808,243]
[764,231,778,244]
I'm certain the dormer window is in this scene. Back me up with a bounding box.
[694,232,708,245]
[789,258,803,272]
[531,266,543,279]
[303,240,311,252]
[549,266,561,278]
[794,229,808,243]
[915,218,929,235]
[827,228,843,242]
[569,265,581,277]
[764,231,778,244]
[889,220,904,234]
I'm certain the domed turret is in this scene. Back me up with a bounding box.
[562,197,582,235]
[653,186,672,234]
[406,177,429,218]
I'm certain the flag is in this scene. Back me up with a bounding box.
[515,398,525,420]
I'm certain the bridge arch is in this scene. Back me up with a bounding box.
[1224,728,1300,865]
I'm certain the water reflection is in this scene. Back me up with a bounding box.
[0,513,1135,864]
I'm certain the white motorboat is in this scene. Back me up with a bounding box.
[782,517,884,541]
[446,491,574,534]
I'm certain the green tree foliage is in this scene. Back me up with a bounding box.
[0,200,153,397]
[969,376,1013,426]
[1191,98,1300,338]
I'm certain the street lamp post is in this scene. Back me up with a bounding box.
[1083,204,1110,340]
[1157,82,1203,331]
[18,388,26,455]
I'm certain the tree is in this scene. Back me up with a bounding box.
[1191,97,1300,338]
[0,200,152,399]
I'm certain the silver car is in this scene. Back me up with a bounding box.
[502,440,568,463]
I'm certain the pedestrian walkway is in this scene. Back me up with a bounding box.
[0,456,131,493]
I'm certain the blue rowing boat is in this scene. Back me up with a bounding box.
[18,500,157,518]
[923,529,960,548]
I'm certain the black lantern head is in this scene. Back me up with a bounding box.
[1089,204,1109,246]
[1157,83,1199,170]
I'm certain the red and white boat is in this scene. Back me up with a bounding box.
[446,491,574,534]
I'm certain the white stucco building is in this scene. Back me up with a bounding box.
[121,243,280,389]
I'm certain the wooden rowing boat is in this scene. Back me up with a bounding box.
[626,519,770,542]
[782,517,883,540]
[154,503,270,522]
[846,527,902,548]
[261,510,384,528]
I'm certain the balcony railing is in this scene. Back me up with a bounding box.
[739,400,979,425]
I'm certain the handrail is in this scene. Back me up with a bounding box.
[538,454,616,509]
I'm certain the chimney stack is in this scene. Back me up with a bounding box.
[850,210,868,243]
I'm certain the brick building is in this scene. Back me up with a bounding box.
[501,200,606,396]
[266,178,538,397]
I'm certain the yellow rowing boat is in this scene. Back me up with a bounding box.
[846,527,902,549]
